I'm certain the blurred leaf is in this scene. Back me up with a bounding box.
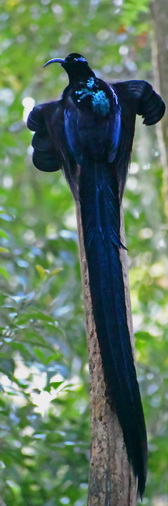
[0,229,9,239]
[0,247,9,253]
[0,266,10,280]
[49,267,63,277]
[35,264,47,278]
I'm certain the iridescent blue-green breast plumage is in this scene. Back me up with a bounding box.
[75,77,111,116]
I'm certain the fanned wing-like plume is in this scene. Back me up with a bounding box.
[27,103,62,172]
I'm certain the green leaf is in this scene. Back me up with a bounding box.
[0,266,10,280]
[0,229,9,239]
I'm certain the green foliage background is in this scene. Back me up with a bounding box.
[0,0,168,504]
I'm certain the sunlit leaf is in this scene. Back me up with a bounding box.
[0,247,9,253]
[0,229,9,239]
[35,264,47,278]
[0,266,10,280]
[48,267,63,277]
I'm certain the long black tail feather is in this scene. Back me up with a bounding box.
[79,156,147,497]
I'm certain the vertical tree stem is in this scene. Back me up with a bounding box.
[76,200,137,506]
[151,0,168,218]
[151,0,168,170]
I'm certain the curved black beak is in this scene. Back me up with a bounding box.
[43,58,65,68]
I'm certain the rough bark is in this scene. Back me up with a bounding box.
[151,0,168,179]
[76,201,137,506]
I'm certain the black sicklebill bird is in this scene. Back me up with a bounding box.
[27,53,165,498]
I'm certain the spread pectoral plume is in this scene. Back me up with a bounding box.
[27,52,165,497]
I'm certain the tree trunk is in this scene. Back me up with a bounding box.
[151,0,168,178]
[76,201,137,506]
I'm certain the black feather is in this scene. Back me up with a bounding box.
[112,80,165,197]
[27,104,62,172]
[27,53,166,498]
[79,156,147,497]
[62,73,148,496]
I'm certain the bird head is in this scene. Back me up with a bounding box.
[44,53,95,82]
